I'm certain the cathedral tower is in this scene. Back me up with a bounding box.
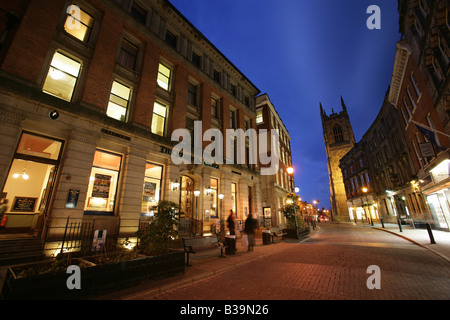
[320,97,355,222]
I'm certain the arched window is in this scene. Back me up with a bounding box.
[333,125,344,143]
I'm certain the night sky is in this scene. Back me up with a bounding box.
[169,0,401,210]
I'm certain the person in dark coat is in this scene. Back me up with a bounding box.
[244,213,257,251]
[227,210,235,235]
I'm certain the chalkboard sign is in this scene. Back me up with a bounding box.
[12,197,37,212]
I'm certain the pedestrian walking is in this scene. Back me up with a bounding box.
[244,213,257,251]
[227,210,235,235]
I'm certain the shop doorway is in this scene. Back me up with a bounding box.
[1,132,63,237]
[179,176,194,220]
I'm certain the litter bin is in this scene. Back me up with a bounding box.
[225,235,236,255]
[262,230,271,245]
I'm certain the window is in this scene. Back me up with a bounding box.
[192,51,201,68]
[151,101,167,136]
[410,72,422,98]
[187,82,198,108]
[43,51,81,101]
[210,178,218,219]
[84,150,122,214]
[213,69,220,84]
[245,119,250,131]
[256,109,263,124]
[403,98,412,118]
[333,125,344,143]
[230,83,237,97]
[118,39,138,70]
[211,97,219,119]
[230,109,236,129]
[64,4,94,42]
[407,86,417,109]
[244,95,250,107]
[106,80,131,121]
[141,163,163,216]
[130,2,147,24]
[165,29,177,49]
[231,182,237,214]
[157,62,171,90]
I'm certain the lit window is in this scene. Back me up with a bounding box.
[256,109,263,124]
[106,81,131,121]
[157,63,171,90]
[151,102,167,136]
[85,150,122,214]
[64,4,94,42]
[142,163,163,216]
[43,51,81,101]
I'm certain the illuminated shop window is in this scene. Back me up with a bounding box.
[64,4,94,42]
[84,150,122,214]
[141,163,163,216]
[43,51,81,101]
[106,80,131,121]
[151,101,167,136]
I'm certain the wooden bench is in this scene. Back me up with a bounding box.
[182,236,227,266]
[269,227,287,243]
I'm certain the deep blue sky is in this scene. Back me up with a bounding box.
[169,0,401,210]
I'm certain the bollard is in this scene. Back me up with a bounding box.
[381,218,385,228]
[425,223,436,244]
[397,219,402,232]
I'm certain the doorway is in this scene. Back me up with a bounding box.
[1,132,63,236]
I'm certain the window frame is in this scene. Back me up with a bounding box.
[106,79,132,122]
[42,50,82,102]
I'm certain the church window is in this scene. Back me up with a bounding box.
[333,125,344,143]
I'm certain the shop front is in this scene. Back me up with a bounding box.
[0,132,63,236]
[419,155,450,230]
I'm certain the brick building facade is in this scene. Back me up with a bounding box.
[0,0,287,256]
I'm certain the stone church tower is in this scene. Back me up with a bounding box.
[320,97,355,222]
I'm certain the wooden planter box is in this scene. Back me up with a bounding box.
[1,251,185,300]
[284,226,310,239]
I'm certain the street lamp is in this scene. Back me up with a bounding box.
[286,166,299,232]
[362,187,370,223]
[194,189,200,235]
[218,193,224,239]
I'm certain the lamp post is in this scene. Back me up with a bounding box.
[218,193,224,239]
[362,187,371,224]
[286,167,299,232]
[194,189,200,235]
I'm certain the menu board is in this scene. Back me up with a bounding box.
[12,197,38,212]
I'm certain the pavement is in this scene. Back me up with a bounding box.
[370,222,450,264]
[98,222,450,300]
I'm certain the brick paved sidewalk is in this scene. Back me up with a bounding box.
[370,223,450,263]
[98,227,321,300]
